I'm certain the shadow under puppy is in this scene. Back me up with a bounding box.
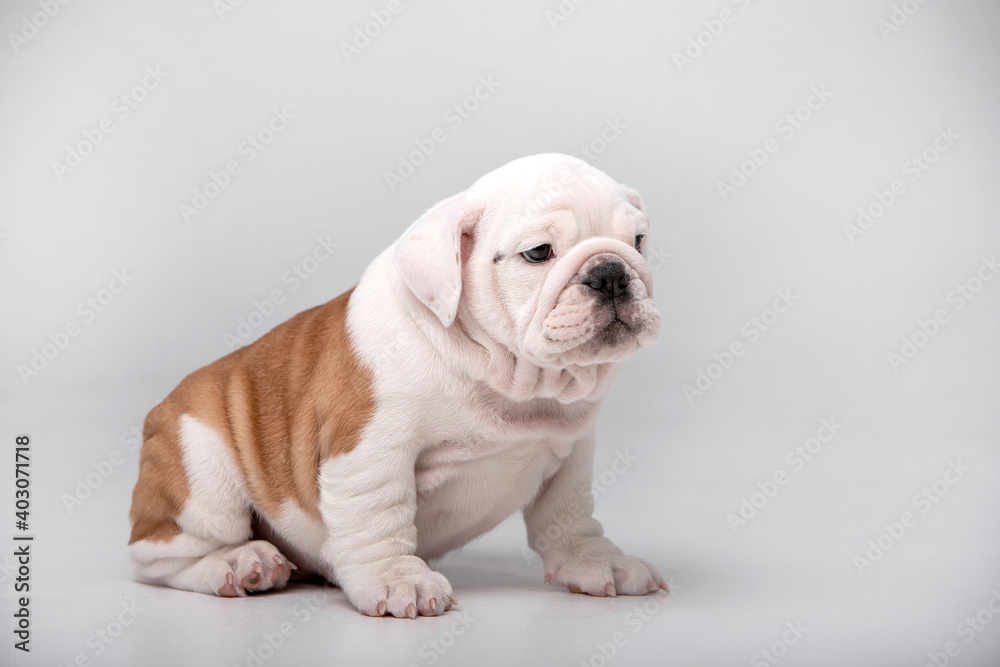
[128,153,667,618]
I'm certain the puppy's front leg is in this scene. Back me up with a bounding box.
[318,440,455,618]
[524,428,668,597]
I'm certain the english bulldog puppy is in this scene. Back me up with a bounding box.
[129,153,666,618]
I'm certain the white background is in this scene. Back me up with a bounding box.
[1,0,999,665]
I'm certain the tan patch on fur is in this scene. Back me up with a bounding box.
[128,287,375,544]
[128,405,188,543]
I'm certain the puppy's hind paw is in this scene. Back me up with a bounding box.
[212,541,296,597]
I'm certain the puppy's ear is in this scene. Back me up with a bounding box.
[392,195,484,327]
[621,185,646,215]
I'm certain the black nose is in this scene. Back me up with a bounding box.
[583,262,631,302]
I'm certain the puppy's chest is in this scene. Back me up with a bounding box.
[412,433,570,497]
[382,383,597,499]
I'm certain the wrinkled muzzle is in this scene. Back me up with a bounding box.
[523,237,661,366]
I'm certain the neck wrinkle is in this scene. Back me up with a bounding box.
[457,306,611,404]
[394,277,611,404]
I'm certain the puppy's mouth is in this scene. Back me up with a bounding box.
[536,276,659,365]
[589,308,634,346]
[519,240,660,367]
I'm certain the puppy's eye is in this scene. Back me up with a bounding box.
[522,244,553,263]
[634,234,645,250]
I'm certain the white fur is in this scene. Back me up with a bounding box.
[135,154,666,614]
[265,499,328,574]
[174,414,252,543]
[312,154,664,614]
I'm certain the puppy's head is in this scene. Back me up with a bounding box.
[393,154,660,369]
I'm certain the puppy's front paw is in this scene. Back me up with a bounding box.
[544,538,667,597]
[338,555,456,618]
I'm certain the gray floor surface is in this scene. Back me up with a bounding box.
[5,392,999,667]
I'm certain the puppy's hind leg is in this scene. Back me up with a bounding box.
[128,411,295,597]
[131,536,296,598]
